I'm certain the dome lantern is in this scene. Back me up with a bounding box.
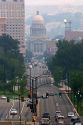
[32,11,44,24]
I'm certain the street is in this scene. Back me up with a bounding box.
[0,60,82,125]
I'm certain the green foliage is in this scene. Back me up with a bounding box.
[69,70,83,94]
[47,40,83,92]
[0,34,25,92]
[55,40,83,71]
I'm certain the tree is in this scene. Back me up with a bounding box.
[69,70,83,94]
[0,34,25,92]
[47,40,83,91]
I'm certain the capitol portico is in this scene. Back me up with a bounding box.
[28,11,49,56]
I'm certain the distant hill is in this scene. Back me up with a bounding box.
[25,5,83,39]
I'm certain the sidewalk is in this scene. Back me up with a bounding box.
[59,85,83,123]
[0,121,39,125]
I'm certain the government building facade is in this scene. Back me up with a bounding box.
[28,11,50,57]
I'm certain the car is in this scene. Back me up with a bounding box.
[1,95,7,99]
[71,116,80,122]
[55,111,61,114]
[55,111,61,117]
[56,114,64,122]
[55,111,61,121]
[67,112,74,117]
[58,119,65,125]
[41,117,50,125]
[10,108,17,115]
[42,113,50,119]
[73,122,82,125]
[57,115,64,119]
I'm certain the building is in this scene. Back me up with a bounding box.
[28,11,49,57]
[0,0,25,54]
[65,30,83,41]
[64,20,83,41]
[0,17,6,35]
[47,40,57,55]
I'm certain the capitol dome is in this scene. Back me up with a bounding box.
[32,11,44,24]
[30,11,46,38]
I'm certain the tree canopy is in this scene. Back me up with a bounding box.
[0,34,25,92]
[47,40,83,93]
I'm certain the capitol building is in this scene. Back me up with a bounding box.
[27,11,56,57]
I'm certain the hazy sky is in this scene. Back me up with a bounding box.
[25,0,83,6]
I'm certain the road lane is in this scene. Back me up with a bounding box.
[38,85,77,125]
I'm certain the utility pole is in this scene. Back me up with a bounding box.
[35,77,38,115]
[17,79,21,125]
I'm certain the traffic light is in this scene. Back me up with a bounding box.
[30,104,33,109]
[30,104,36,113]
[36,99,38,105]
[59,92,62,97]
[28,94,31,98]
[21,96,24,102]
[7,97,10,102]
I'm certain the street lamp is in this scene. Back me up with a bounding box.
[16,77,21,125]
[28,65,32,96]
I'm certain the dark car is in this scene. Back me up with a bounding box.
[41,113,50,125]
[71,116,80,122]
[42,113,50,119]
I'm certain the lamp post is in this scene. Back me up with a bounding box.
[29,65,32,97]
[16,77,21,125]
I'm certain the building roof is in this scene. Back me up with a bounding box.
[32,11,44,24]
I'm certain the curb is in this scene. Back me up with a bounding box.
[65,93,79,116]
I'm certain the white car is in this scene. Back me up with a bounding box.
[57,115,64,119]
[10,108,17,115]
[74,122,82,125]
[1,95,7,99]
[55,111,61,116]
[67,112,74,117]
